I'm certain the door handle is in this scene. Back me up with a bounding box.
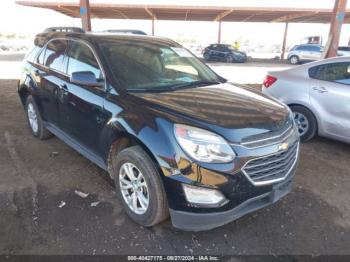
[312,86,328,93]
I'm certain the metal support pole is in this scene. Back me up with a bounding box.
[324,0,347,58]
[281,22,289,60]
[218,21,222,43]
[80,0,91,32]
[152,18,155,36]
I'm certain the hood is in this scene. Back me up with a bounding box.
[130,82,291,143]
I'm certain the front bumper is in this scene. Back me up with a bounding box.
[170,175,293,231]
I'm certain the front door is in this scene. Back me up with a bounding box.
[309,62,350,141]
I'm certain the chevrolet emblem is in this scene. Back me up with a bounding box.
[278,142,289,151]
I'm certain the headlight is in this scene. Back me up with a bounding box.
[174,124,235,163]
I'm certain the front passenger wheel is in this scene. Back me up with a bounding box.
[25,96,52,140]
[113,146,169,227]
[226,55,234,63]
[289,55,300,65]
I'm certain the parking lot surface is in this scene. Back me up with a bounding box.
[1,79,350,255]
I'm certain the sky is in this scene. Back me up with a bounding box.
[1,0,350,48]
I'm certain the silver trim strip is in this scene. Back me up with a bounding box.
[241,142,299,186]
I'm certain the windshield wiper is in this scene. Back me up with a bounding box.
[168,80,221,90]
[126,87,174,93]
[126,80,221,93]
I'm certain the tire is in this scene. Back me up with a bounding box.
[290,105,317,142]
[113,146,169,227]
[289,55,300,65]
[226,55,234,63]
[203,53,210,61]
[25,96,53,140]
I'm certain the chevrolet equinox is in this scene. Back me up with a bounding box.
[18,28,300,231]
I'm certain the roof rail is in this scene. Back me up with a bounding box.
[43,27,85,33]
[103,29,147,35]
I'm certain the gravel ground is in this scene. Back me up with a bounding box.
[0,79,350,255]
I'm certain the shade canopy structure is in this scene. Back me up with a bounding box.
[16,0,348,59]
[14,1,350,23]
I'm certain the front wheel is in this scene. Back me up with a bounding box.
[290,105,317,142]
[289,55,300,65]
[113,146,169,227]
[226,55,234,63]
[203,53,210,61]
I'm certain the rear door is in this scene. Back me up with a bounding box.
[35,39,68,127]
[308,45,323,60]
[309,62,350,140]
[61,40,107,153]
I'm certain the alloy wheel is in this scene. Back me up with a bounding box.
[293,112,309,137]
[119,162,149,215]
[27,103,39,133]
[290,56,298,64]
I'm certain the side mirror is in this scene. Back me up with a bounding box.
[70,71,103,87]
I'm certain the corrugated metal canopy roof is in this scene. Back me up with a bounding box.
[15,1,350,23]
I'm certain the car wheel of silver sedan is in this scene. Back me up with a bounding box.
[293,112,309,137]
[291,105,317,142]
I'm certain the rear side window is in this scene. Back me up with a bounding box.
[309,62,350,85]
[338,46,350,51]
[25,46,40,63]
[66,41,102,79]
[309,46,321,52]
[43,39,68,72]
[36,48,46,64]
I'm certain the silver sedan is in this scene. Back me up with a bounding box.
[262,56,350,143]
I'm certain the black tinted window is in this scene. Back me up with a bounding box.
[67,41,101,79]
[338,46,350,51]
[309,62,350,85]
[43,39,68,71]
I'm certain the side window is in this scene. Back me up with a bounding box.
[309,46,321,52]
[37,47,46,64]
[67,41,102,79]
[43,39,68,72]
[309,62,350,85]
[25,46,40,63]
[301,46,312,51]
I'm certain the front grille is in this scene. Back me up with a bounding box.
[242,141,299,185]
[240,124,293,148]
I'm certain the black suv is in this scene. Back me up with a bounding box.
[203,44,247,63]
[19,28,299,231]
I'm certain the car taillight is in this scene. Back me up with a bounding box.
[263,75,277,88]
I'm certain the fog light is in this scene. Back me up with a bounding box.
[182,184,227,207]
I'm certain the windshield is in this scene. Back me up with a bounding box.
[99,39,221,91]
[226,45,237,51]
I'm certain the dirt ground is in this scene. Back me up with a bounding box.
[1,79,350,255]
